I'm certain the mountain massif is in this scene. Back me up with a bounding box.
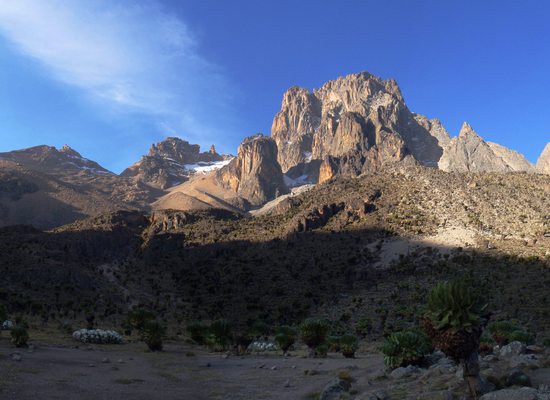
[0,71,548,230]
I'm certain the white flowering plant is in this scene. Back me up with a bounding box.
[72,328,123,344]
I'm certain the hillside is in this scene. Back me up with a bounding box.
[1,166,549,339]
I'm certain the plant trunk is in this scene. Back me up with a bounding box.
[462,351,481,399]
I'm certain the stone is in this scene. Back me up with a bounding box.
[526,345,545,354]
[10,353,21,361]
[319,378,351,400]
[359,389,388,400]
[283,379,290,387]
[509,354,541,369]
[506,367,532,387]
[500,341,526,358]
[390,365,419,379]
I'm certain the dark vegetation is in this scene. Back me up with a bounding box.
[0,168,548,355]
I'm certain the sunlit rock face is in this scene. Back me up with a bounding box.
[272,71,449,181]
[216,134,288,207]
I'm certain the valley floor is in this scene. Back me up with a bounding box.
[0,336,385,400]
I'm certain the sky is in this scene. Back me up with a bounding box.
[0,0,548,172]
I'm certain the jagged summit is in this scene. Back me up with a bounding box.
[458,122,479,138]
[121,136,231,189]
[272,70,449,180]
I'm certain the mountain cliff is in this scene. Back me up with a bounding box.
[271,72,453,181]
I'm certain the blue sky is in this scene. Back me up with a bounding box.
[0,0,548,172]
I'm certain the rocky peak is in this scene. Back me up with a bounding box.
[458,122,479,139]
[59,144,83,158]
[537,143,550,174]
[439,123,532,173]
[0,145,111,175]
[122,137,228,189]
[271,71,448,180]
[216,134,288,207]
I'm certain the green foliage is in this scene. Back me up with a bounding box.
[209,319,232,350]
[315,343,328,358]
[274,325,297,352]
[11,325,29,348]
[186,321,209,345]
[355,318,372,338]
[326,335,341,352]
[488,320,533,345]
[127,309,156,333]
[426,281,485,333]
[339,334,359,358]
[382,329,432,369]
[141,320,166,351]
[300,318,329,351]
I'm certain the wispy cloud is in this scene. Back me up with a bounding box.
[0,0,236,145]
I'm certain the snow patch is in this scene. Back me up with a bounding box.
[185,159,232,173]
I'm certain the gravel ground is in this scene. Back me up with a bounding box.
[0,337,385,400]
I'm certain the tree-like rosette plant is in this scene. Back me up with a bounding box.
[300,318,329,357]
[274,325,297,354]
[382,329,432,369]
[423,280,488,397]
[142,320,166,351]
[339,334,359,358]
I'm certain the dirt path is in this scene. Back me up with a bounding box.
[0,338,385,400]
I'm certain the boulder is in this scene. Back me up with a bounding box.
[319,378,351,400]
[506,368,532,387]
[480,387,539,400]
[500,341,526,358]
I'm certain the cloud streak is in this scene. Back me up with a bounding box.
[0,0,236,145]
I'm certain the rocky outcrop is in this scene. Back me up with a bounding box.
[536,143,550,174]
[439,123,533,173]
[122,137,228,189]
[216,134,288,207]
[271,72,448,181]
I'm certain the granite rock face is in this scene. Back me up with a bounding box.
[439,123,534,173]
[216,134,288,207]
[536,143,550,174]
[271,72,448,181]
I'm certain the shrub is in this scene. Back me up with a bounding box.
[339,334,359,358]
[274,325,297,353]
[186,321,209,344]
[300,318,329,355]
[11,326,29,348]
[142,320,166,351]
[382,330,431,369]
[251,321,270,339]
[72,329,123,344]
[315,343,328,358]
[127,309,156,333]
[326,335,341,352]
[355,318,372,338]
[209,319,232,350]
[487,321,533,346]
